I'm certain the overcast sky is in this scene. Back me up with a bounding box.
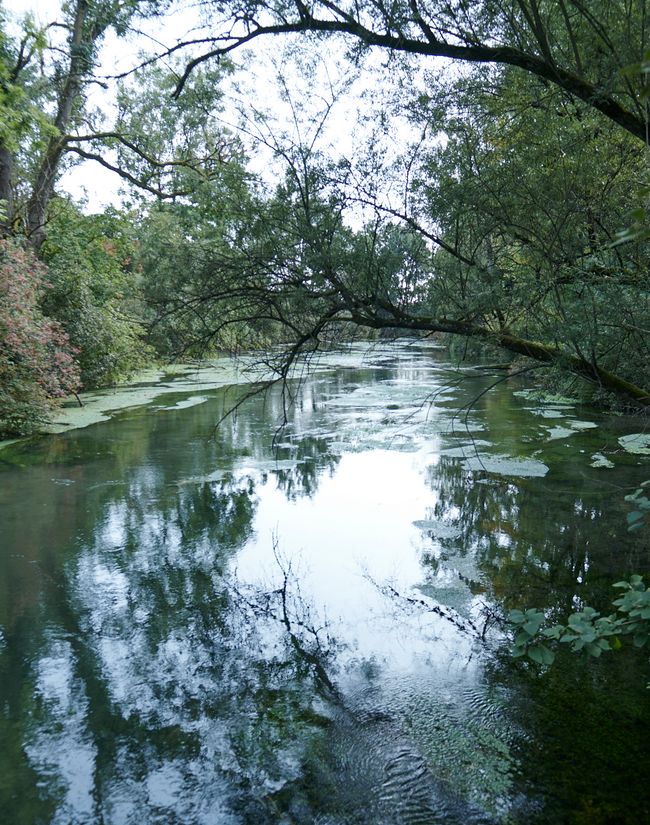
[3,0,417,215]
[4,0,213,208]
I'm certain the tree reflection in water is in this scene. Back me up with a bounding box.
[12,472,343,823]
[1,343,650,823]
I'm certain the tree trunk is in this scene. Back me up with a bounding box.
[350,307,650,407]
[0,142,14,237]
[27,0,96,249]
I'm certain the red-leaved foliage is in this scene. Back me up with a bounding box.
[0,241,80,436]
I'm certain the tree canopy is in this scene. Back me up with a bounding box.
[152,0,650,406]
[0,0,649,437]
[177,0,648,141]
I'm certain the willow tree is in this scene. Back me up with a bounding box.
[175,0,647,137]
[166,0,650,406]
[1,1,152,245]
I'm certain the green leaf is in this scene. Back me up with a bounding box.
[522,610,545,635]
[620,61,643,78]
[527,644,555,665]
[514,630,531,646]
[523,620,542,635]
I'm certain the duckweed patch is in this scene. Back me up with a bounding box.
[618,433,650,455]
[463,454,550,477]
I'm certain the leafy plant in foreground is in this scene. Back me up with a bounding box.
[509,576,650,671]
[625,481,650,533]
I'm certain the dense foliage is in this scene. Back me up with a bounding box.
[0,241,79,435]
[132,0,649,408]
[40,202,151,387]
[1,0,649,437]
[0,3,248,435]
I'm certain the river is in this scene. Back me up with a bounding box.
[1,341,649,824]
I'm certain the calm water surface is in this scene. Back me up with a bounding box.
[1,342,650,824]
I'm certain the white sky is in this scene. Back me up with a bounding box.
[4,0,217,208]
[3,0,423,214]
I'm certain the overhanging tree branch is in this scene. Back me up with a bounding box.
[342,302,650,406]
[172,2,646,142]
[65,146,197,199]
[66,131,231,171]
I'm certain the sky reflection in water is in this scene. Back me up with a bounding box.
[1,342,650,824]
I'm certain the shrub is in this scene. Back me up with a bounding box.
[0,240,80,437]
[41,202,152,388]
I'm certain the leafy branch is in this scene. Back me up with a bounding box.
[625,480,650,532]
[509,576,650,671]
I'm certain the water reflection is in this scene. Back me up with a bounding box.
[1,343,649,823]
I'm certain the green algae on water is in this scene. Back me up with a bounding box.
[590,453,615,469]
[463,454,549,477]
[618,433,650,455]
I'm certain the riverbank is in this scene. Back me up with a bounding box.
[0,359,250,450]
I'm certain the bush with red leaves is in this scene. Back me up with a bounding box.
[0,241,80,437]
